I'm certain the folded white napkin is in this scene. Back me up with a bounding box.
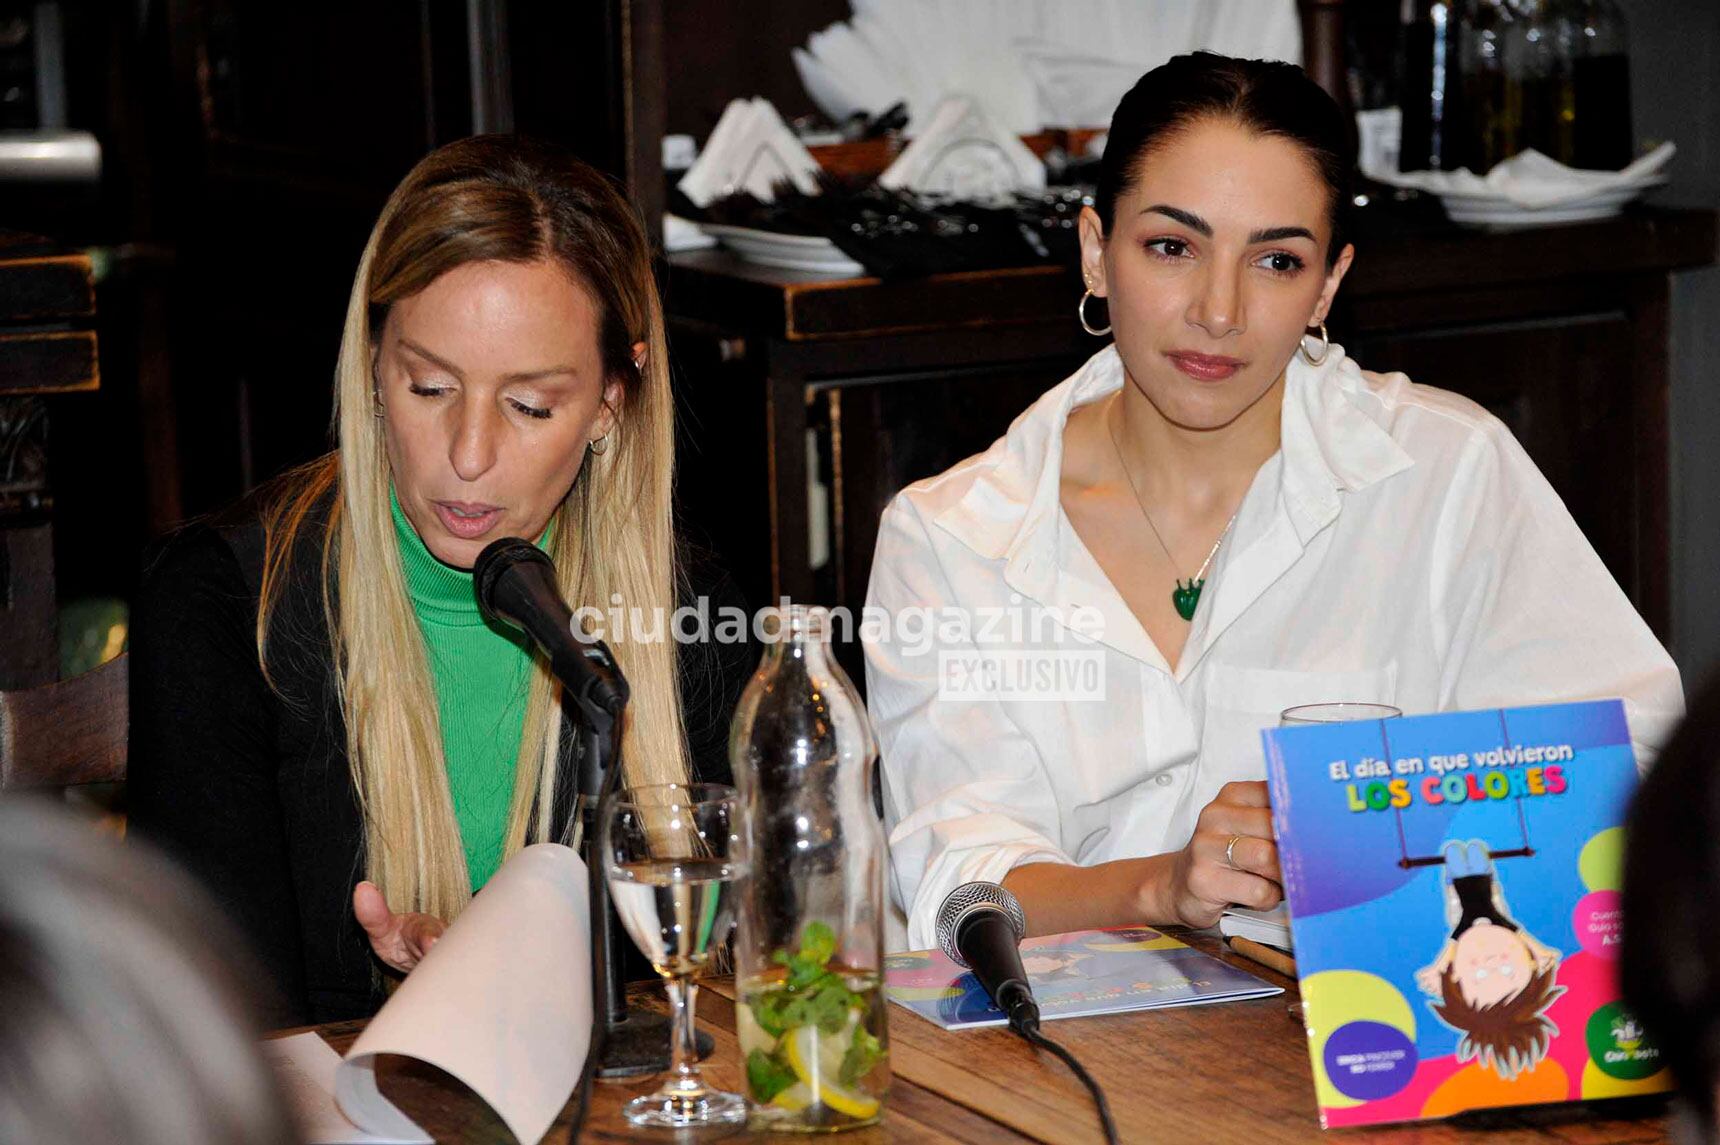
[1367,142,1676,209]
[677,98,822,208]
[1019,44,1156,129]
[663,213,718,253]
[879,95,1046,200]
[796,0,1302,134]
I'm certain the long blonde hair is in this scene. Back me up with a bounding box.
[256,136,687,922]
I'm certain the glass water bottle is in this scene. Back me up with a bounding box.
[1506,0,1633,169]
[1400,0,1467,171]
[1570,0,1632,170]
[1460,0,1522,172]
[730,605,891,1132]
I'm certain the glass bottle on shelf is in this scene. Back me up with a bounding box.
[1571,0,1633,170]
[1548,0,1587,165]
[1346,0,1408,184]
[1400,0,1469,171]
[730,604,891,1132]
[1460,0,1522,173]
[1504,0,1633,169]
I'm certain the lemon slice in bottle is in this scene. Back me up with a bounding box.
[782,1021,881,1120]
[770,1082,814,1112]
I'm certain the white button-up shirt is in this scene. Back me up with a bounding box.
[863,344,1683,951]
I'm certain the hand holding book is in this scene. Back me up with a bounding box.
[1165,780,1283,928]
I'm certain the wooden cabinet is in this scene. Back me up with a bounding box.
[0,234,97,687]
[666,208,1718,680]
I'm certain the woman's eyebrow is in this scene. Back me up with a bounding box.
[1247,225,1317,245]
[399,338,462,375]
[1141,204,1211,235]
[1138,205,1315,246]
[398,338,578,382]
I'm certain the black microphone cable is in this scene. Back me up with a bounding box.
[938,882,1120,1145]
[1008,1011,1119,1145]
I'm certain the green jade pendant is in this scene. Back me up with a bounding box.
[1104,398,1235,627]
[1171,578,1205,621]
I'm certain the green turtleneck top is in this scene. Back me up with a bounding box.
[390,490,541,892]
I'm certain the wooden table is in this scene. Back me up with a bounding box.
[287,932,1671,1143]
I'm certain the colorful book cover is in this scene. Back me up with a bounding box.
[1263,700,1670,1128]
[884,925,1282,1030]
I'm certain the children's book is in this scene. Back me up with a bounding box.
[1220,904,1293,952]
[884,925,1282,1030]
[1263,700,1670,1129]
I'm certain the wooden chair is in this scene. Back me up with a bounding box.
[0,652,127,789]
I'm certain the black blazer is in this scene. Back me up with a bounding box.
[129,491,756,1027]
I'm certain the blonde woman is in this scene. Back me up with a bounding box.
[130,136,755,1027]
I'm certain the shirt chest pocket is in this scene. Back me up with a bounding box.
[1197,662,1400,781]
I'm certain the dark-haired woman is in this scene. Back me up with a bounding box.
[863,54,1681,951]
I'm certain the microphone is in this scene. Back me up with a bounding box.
[937,881,1119,1145]
[936,881,1040,1032]
[474,536,683,1079]
[473,537,629,727]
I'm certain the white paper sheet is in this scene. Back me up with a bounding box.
[263,1032,431,1145]
[334,844,594,1145]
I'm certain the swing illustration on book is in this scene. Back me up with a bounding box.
[1382,718,1566,1082]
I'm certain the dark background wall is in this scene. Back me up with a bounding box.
[1630,0,1720,686]
[662,0,847,138]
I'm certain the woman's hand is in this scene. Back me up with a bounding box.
[352,881,446,973]
[1163,780,1282,928]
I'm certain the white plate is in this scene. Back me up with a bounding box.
[1438,180,1662,228]
[698,223,866,275]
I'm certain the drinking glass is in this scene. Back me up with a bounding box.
[1279,702,1402,726]
[602,783,748,1128]
[1277,703,1401,1021]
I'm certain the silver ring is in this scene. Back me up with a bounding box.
[1225,834,1245,871]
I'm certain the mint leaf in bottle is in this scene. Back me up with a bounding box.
[746,1048,798,1102]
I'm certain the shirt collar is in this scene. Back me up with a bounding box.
[1278,343,1417,540]
[933,341,1415,572]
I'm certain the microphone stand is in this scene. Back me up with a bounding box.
[557,640,712,1078]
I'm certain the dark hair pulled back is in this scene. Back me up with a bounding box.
[1095,52,1354,267]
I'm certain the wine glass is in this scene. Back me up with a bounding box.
[602,783,748,1129]
[1276,702,1401,1021]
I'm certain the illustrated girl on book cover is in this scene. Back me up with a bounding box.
[1416,839,1567,1080]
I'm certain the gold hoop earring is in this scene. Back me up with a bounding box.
[1300,319,1331,366]
[1078,289,1111,337]
[588,434,609,455]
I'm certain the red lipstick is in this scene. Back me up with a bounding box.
[1165,350,1245,382]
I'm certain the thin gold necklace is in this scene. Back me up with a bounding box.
[1104,398,1237,622]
